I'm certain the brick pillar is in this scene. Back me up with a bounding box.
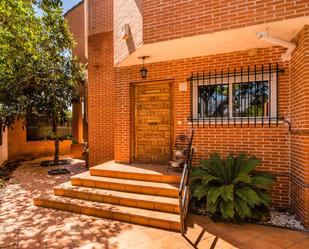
[289,25,309,228]
[72,101,83,144]
[87,31,114,166]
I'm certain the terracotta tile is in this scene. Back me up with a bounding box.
[109,183,125,191]
[69,205,82,213]
[131,216,150,226]
[207,237,236,249]
[81,207,96,216]
[268,229,308,242]
[95,209,112,219]
[158,188,177,197]
[155,203,174,213]
[54,188,65,195]
[76,192,89,200]
[286,242,309,249]
[103,196,119,204]
[260,234,295,248]
[64,189,76,197]
[120,198,137,207]
[112,213,131,222]
[140,186,158,195]
[54,202,68,211]
[245,238,283,249]
[174,206,180,213]
[137,200,155,210]
[221,229,256,245]
[129,240,162,249]
[125,184,141,193]
[33,199,43,206]
[89,193,104,202]
[149,220,171,230]
[170,222,181,232]
[71,179,81,185]
[95,181,109,189]
[299,238,309,247]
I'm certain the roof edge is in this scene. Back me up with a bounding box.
[64,0,84,17]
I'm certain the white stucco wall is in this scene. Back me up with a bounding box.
[0,130,8,166]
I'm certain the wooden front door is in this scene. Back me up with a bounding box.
[134,82,172,163]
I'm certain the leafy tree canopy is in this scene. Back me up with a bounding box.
[0,0,85,163]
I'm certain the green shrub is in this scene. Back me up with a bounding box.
[190,153,276,222]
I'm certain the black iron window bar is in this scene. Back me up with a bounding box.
[188,63,284,128]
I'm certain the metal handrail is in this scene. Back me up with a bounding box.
[179,163,188,234]
[178,129,194,235]
[178,148,194,235]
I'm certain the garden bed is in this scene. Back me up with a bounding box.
[189,198,305,231]
[0,160,22,188]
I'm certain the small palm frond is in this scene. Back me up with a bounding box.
[235,187,261,207]
[190,152,276,222]
[251,173,276,189]
[221,184,234,202]
[240,156,260,174]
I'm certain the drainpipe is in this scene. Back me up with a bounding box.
[256,32,296,61]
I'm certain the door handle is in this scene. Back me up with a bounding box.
[148,122,158,125]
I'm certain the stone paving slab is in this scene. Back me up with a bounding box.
[0,157,308,249]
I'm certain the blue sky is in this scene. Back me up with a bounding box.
[34,1,81,15]
[62,0,81,13]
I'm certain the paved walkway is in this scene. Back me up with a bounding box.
[0,158,308,249]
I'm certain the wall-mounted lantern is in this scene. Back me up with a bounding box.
[138,56,149,79]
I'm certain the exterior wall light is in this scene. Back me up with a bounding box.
[138,56,149,79]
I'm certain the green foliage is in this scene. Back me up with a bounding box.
[0,0,84,128]
[190,153,276,222]
[0,0,84,164]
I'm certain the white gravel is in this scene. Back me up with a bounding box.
[259,210,305,231]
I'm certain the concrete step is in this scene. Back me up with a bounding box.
[90,162,181,184]
[70,171,179,198]
[34,194,181,231]
[54,182,180,213]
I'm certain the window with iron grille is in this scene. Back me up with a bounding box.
[189,64,282,127]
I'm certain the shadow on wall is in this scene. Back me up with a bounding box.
[134,0,142,14]
[126,26,136,54]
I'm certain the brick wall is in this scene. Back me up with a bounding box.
[289,25,309,227]
[0,129,8,165]
[8,120,71,160]
[142,0,309,43]
[114,0,143,65]
[65,1,87,64]
[88,0,113,35]
[87,31,115,166]
[115,46,290,207]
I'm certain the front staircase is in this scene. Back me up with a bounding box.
[33,162,182,231]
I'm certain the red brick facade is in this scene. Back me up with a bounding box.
[65,2,86,64]
[289,25,309,227]
[114,47,290,208]
[66,0,309,227]
[142,0,309,43]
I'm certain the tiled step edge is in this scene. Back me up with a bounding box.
[54,182,180,214]
[70,172,179,198]
[90,167,181,184]
[33,195,181,231]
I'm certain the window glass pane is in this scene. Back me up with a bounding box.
[233,81,268,117]
[198,84,229,118]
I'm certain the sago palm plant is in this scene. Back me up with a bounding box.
[190,153,276,222]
